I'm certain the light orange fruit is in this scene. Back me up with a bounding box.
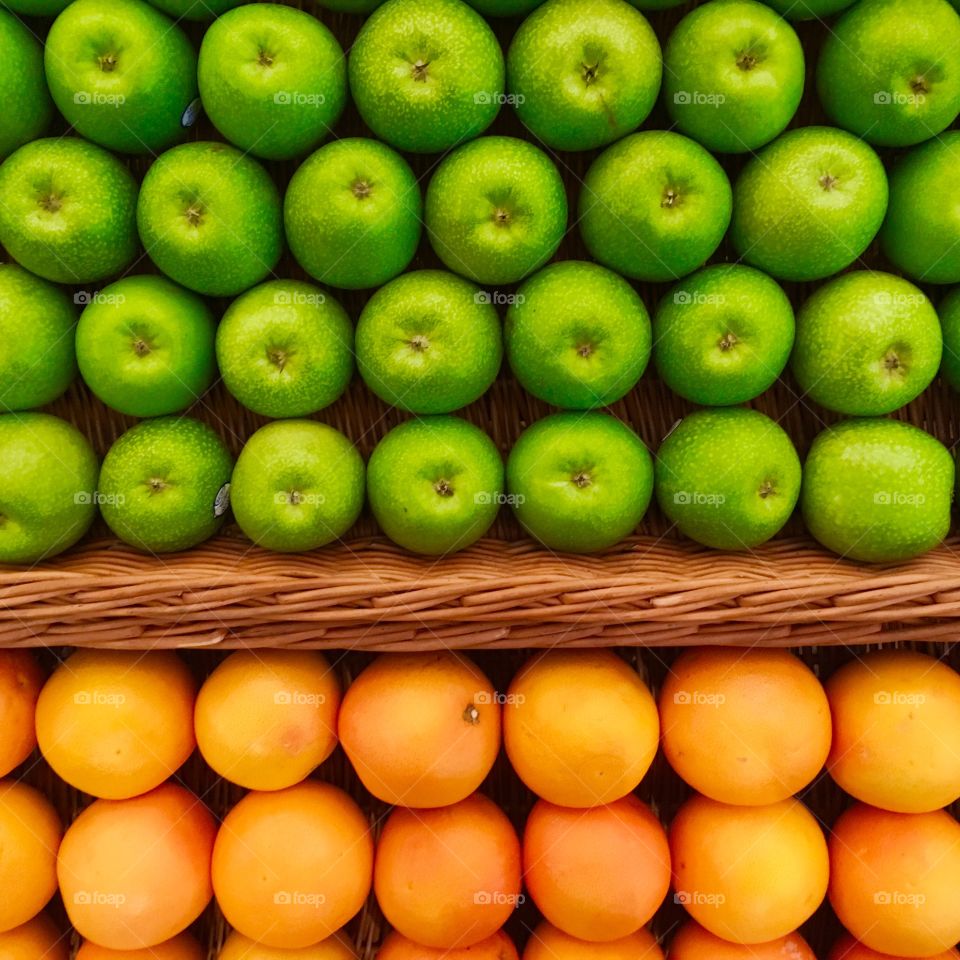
[219,931,358,960]
[195,649,341,791]
[378,929,518,960]
[503,649,658,808]
[670,794,828,944]
[35,649,196,799]
[213,780,372,949]
[0,914,68,960]
[0,780,61,932]
[76,932,204,959]
[522,922,663,960]
[669,920,816,959]
[523,794,670,942]
[826,649,960,813]
[829,932,960,960]
[659,646,831,805]
[0,650,43,778]
[374,792,521,949]
[829,803,960,957]
[339,652,500,808]
[58,783,215,950]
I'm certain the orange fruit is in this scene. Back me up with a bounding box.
[339,652,500,808]
[830,932,960,960]
[219,931,358,960]
[0,914,68,960]
[0,780,61,932]
[35,649,196,799]
[195,649,341,791]
[659,647,831,805]
[76,932,204,959]
[379,929,518,960]
[522,922,663,960]
[503,650,658,808]
[826,649,960,813]
[0,650,43,777]
[58,783,215,950]
[670,794,828,944]
[374,792,521,949]
[213,780,372,949]
[669,920,816,959]
[828,803,960,957]
[523,794,670,942]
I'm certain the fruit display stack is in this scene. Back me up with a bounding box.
[0,0,958,569]
[2,644,960,958]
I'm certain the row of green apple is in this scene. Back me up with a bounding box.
[0,404,952,566]
[4,0,959,164]
[7,259,960,423]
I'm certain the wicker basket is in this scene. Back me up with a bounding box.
[19,643,960,960]
[4,2,960,649]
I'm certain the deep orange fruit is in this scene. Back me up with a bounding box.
[378,929,518,960]
[522,922,663,960]
[76,932,204,959]
[0,914,68,960]
[669,920,816,959]
[219,931,358,960]
[0,650,43,777]
[829,932,960,960]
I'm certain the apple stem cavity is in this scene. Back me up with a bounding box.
[98,52,118,73]
[257,49,274,68]
[132,337,152,357]
[758,480,775,499]
[267,347,288,371]
[572,471,591,489]
[911,75,929,95]
[581,62,600,86]
[408,335,429,352]
[352,179,372,200]
[576,342,594,358]
[148,477,169,495]
[819,173,839,191]
[184,203,204,227]
[661,188,681,209]
[38,193,62,214]
[411,59,430,83]
[735,51,761,71]
[885,351,904,374]
[463,704,480,725]
[434,479,454,497]
[718,332,738,352]
[493,207,512,226]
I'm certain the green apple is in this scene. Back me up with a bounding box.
[939,287,960,391]
[349,0,504,153]
[465,0,542,13]
[284,138,421,290]
[368,416,503,555]
[507,412,653,552]
[45,0,198,155]
[656,408,801,550]
[75,275,216,418]
[356,270,501,414]
[145,0,242,19]
[506,0,661,151]
[216,279,354,418]
[654,264,794,406]
[0,138,138,284]
[198,4,346,162]
[426,136,567,285]
[0,413,98,564]
[137,141,282,297]
[792,271,941,416]
[665,0,804,154]
[801,418,953,563]
[758,0,854,18]
[99,417,233,554]
[505,260,651,409]
[230,420,365,552]
[816,0,960,148]
[1,0,71,13]
[881,132,960,284]
[0,264,76,412]
[0,10,52,161]
[579,130,731,282]
[731,126,888,282]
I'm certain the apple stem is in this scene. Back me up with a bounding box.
[132,338,151,357]
[411,60,430,82]
[582,62,599,85]
[352,179,372,199]
[819,174,839,191]
[758,480,775,499]
[718,332,738,352]
[885,352,903,372]
[463,704,480,725]
[572,471,591,489]
[408,335,429,352]
[148,478,168,495]
[661,188,680,208]
[258,49,274,68]
[184,204,204,227]
[493,207,512,225]
[267,347,288,371]
[434,479,454,497]
[98,53,118,73]
[735,51,760,71]
[577,343,594,358]
[911,75,929,94]
[38,194,62,214]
